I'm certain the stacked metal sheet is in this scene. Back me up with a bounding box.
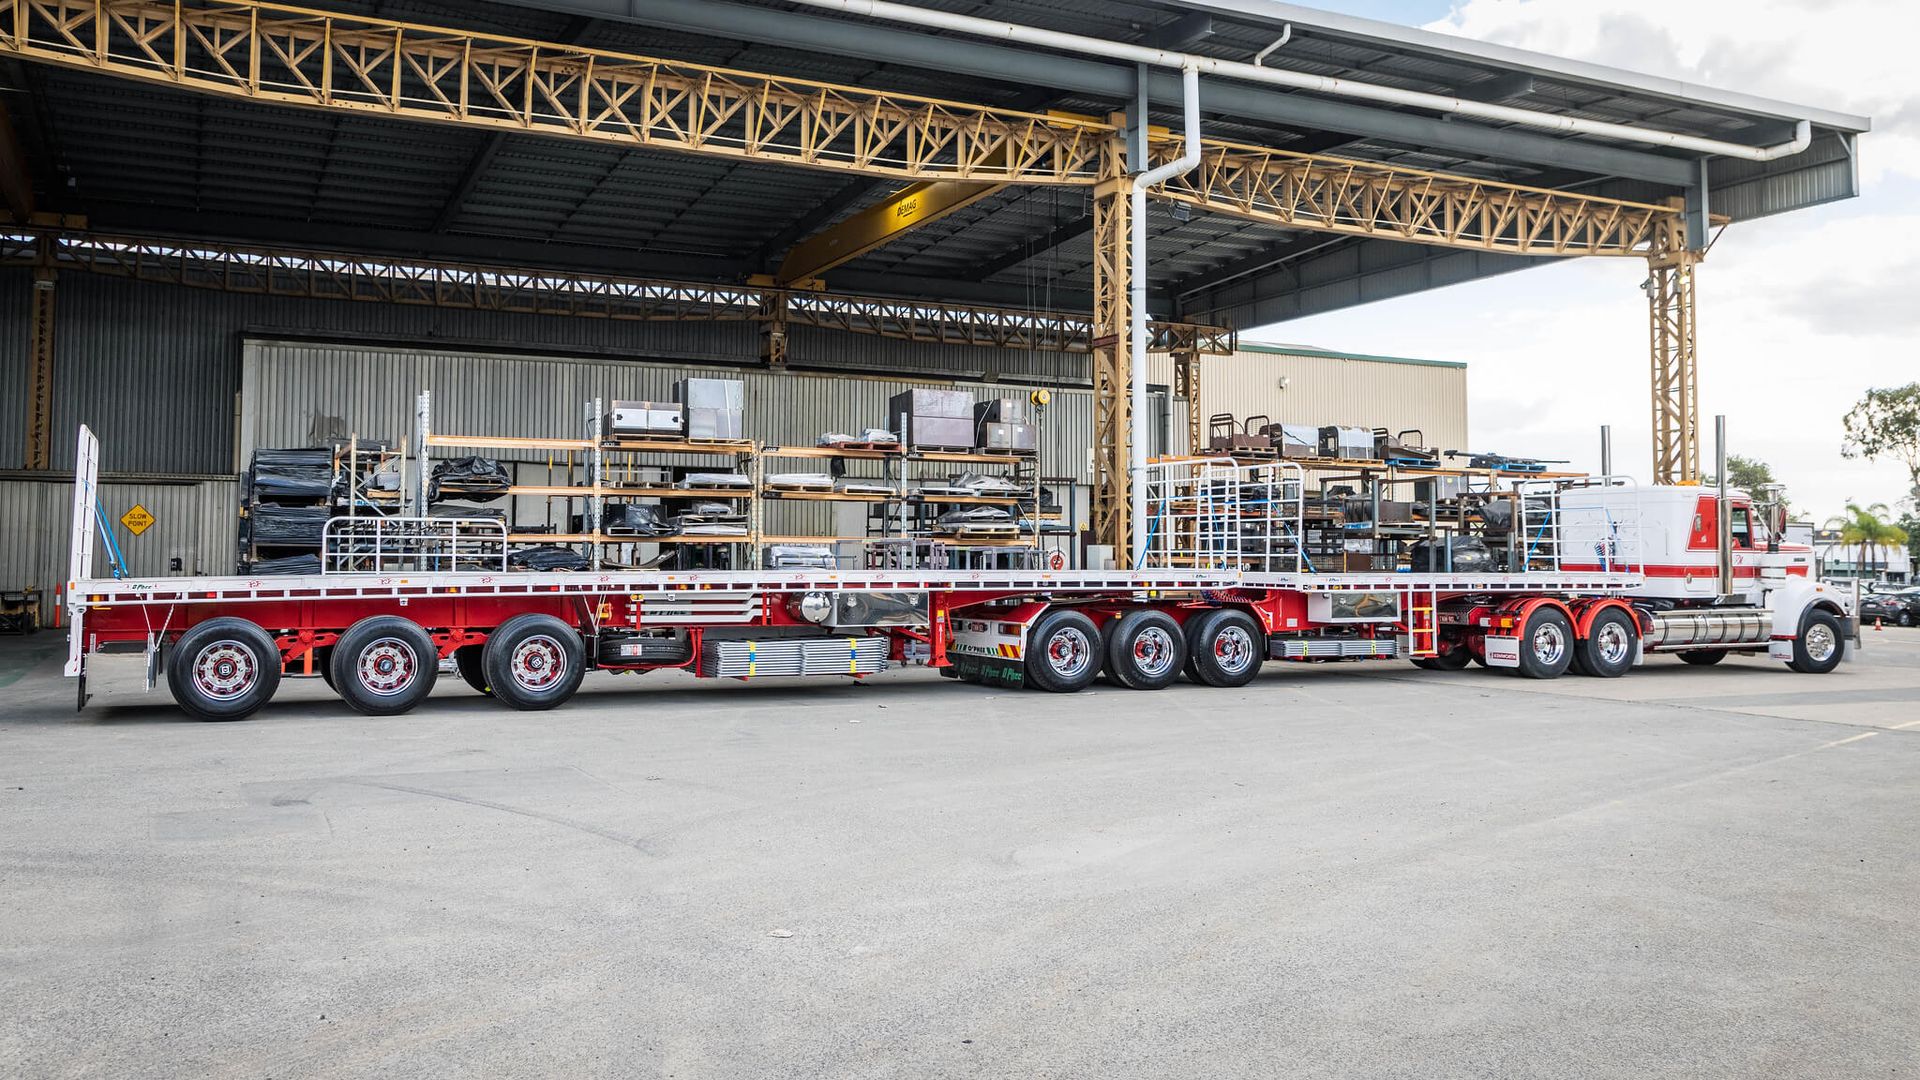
[699,635,890,677]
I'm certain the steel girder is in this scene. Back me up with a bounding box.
[0,0,1110,185]
[1647,211,1701,485]
[1090,139,1132,558]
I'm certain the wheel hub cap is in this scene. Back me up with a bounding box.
[193,642,256,699]
[511,635,566,690]
[1597,624,1630,665]
[1805,624,1836,662]
[357,638,418,696]
[1533,623,1565,665]
[1213,626,1253,674]
[1133,627,1176,677]
[1044,628,1091,679]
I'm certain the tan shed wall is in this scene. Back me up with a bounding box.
[1152,347,1468,456]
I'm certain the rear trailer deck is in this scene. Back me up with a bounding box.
[62,432,1856,719]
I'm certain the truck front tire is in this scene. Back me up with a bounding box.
[167,617,282,721]
[1788,609,1844,675]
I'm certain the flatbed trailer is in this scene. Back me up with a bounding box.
[61,430,1857,720]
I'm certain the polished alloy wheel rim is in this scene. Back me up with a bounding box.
[1045,627,1092,679]
[1804,623,1837,663]
[193,641,256,699]
[1213,625,1254,674]
[1532,622,1566,665]
[510,634,566,690]
[357,637,419,696]
[1133,626,1177,678]
[1595,622,1631,666]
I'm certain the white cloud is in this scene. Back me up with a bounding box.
[1263,0,1920,518]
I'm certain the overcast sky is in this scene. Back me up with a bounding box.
[1253,0,1917,519]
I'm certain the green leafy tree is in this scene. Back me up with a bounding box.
[1705,454,1789,510]
[1823,502,1910,579]
[1843,384,1920,490]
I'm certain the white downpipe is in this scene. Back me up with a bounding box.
[780,0,1815,163]
[1131,65,1202,568]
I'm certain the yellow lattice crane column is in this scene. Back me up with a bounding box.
[1172,346,1202,455]
[1647,204,1701,485]
[1090,132,1133,558]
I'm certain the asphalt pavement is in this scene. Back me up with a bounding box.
[3,629,1917,1078]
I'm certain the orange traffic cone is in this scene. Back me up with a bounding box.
[1874,616,1883,631]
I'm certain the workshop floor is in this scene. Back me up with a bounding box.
[4,629,1918,1078]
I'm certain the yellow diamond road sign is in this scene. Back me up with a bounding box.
[120,504,155,536]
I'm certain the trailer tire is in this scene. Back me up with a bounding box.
[1677,649,1726,667]
[1515,608,1574,680]
[454,645,493,696]
[1022,609,1102,694]
[1183,609,1264,687]
[331,616,439,715]
[1788,609,1844,675]
[1105,609,1188,691]
[1576,609,1637,678]
[317,647,336,691]
[484,614,586,710]
[167,618,282,721]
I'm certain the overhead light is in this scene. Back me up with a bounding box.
[1170,203,1192,223]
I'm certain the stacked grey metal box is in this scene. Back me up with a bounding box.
[973,397,1038,453]
[888,388,975,450]
[676,377,745,440]
[1318,425,1373,460]
[604,400,684,437]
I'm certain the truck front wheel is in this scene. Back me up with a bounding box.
[167,617,282,721]
[1788,610,1844,675]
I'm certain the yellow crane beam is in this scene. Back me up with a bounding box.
[776,160,1008,284]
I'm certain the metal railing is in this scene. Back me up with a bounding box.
[1140,458,1305,572]
[1517,476,1644,574]
[322,516,509,574]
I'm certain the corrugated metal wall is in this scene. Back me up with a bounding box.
[0,475,239,623]
[240,339,1135,540]
[0,267,29,465]
[1152,346,1468,455]
[10,271,1096,474]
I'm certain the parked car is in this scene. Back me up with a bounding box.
[1860,587,1920,627]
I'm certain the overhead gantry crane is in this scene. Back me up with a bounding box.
[0,0,1774,553]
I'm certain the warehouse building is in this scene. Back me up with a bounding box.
[0,0,1865,621]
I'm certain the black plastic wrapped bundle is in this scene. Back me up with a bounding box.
[249,448,334,501]
[248,553,323,576]
[430,456,511,502]
[248,503,330,545]
[1409,537,1495,573]
[508,545,590,571]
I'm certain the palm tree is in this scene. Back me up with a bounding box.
[1823,502,1910,580]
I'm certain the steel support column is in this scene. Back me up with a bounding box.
[1647,209,1700,484]
[1090,134,1132,559]
[24,260,54,468]
[1173,347,1201,455]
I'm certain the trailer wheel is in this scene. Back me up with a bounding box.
[1575,609,1637,678]
[1788,609,1844,675]
[317,647,336,691]
[454,645,493,696]
[330,616,439,715]
[167,617,282,721]
[484,614,586,710]
[1022,609,1102,693]
[1677,649,1726,666]
[1183,609,1264,687]
[1515,608,1574,680]
[1105,609,1188,691]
